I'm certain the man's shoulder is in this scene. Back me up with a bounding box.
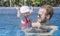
[43,20,53,26]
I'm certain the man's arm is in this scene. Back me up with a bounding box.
[49,26,58,34]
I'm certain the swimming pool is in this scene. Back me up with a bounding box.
[0,7,60,36]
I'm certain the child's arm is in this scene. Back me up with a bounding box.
[14,6,20,17]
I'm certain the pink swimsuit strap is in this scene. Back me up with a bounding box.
[21,17,30,27]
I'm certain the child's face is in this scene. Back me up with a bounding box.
[22,12,30,17]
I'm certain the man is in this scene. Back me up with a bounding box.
[38,5,53,25]
[32,5,58,34]
[37,5,58,34]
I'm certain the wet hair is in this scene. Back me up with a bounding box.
[40,5,53,19]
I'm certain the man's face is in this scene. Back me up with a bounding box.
[38,8,48,23]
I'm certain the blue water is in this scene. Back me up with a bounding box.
[0,7,60,36]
